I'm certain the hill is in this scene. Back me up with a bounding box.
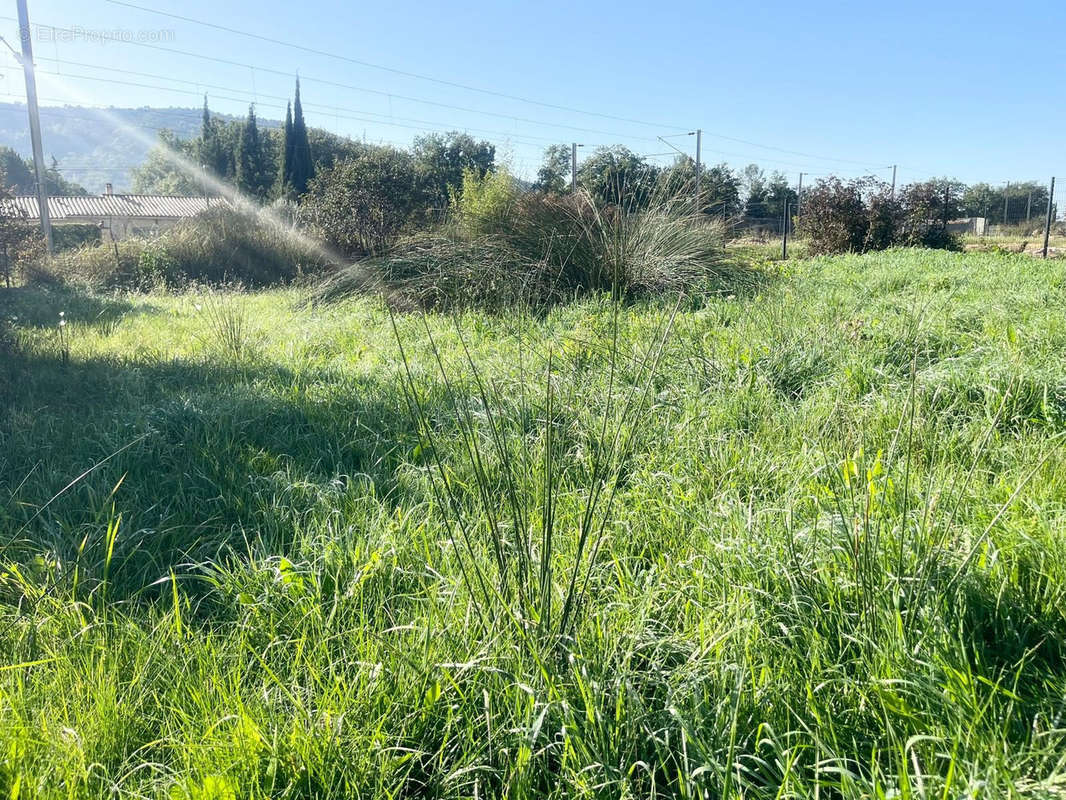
[0,102,280,194]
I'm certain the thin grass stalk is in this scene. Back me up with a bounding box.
[388,308,494,634]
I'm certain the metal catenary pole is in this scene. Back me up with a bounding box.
[1042,177,1055,259]
[781,200,790,259]
[15,0,52,254]
[694,128,701,215]
[570,143,578,193]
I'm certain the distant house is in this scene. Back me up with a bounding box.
[0,185,225,241]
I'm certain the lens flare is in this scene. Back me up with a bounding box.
[37,71,348,268]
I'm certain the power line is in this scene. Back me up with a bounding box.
[697,130,890,168]
[104,4,897,168]
[11,62,900,176]
[4,18,668,144]
[2,14,899,171]
[0,21,918,181]
[30,68,556,156]
[28,55,568,148]
[101,0,692,134]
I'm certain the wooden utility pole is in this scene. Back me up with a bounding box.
[15,0,52,253]
[1042,177,1055,259]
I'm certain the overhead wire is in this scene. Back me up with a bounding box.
[95,2,905,169]
[26,55,569,148]
[0,14,945,183]
[1,18,669,144]
[101,0,694,133]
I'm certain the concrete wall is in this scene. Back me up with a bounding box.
[65,216,185,241]
[946,217,987,236]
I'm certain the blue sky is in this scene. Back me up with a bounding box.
[1,0,1063,191]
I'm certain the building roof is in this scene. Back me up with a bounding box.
[1,195,224,220]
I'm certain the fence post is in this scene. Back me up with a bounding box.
[1043,177,1056,259]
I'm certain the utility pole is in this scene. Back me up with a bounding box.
[1003,181,1010,227]
[690,129,699,214]
[1043,177,1055,260]
[890,165,897,199]
[693,128,702,215]
[570,142,579,193]
[15,0,52,254]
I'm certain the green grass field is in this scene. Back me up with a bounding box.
[2,248,1066,798]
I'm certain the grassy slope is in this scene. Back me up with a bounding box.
[1,248,1065,798]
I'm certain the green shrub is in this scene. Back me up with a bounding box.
[303,148,430,257]
[800,177,881,255]
[496,191,739,298]
[52,224,102,252]
[38,206,333,290]
[802,176,963,255]
[450,166,519,237]
[316,233,545,311]
[320,192,752,311]
[897,180,963,250]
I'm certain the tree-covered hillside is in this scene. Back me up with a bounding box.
[0,103,279,194]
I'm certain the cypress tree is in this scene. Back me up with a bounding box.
[281,101,294,195]
[290,78,313,195]
[201,94,210,139]
[236,104,271,199]
[198,95,228,186]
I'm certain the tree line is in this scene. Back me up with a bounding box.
[114,84,1058,260]
[132,83,496,210]
[0,147,88,197]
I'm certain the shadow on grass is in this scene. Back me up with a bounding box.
[0,284,160,331]
[1,346,426,604]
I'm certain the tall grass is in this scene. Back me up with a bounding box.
[320,190,752,311]
[35,206,334,290]
[1,249,1065,797]
[391,298,678,648]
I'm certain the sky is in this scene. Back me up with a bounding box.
[0,0,1062,192]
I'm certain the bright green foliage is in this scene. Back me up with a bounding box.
[576,145,659,211]
[450,165,519,236]
[413,131,496,213]
[534,143,571,193]
[132,131,204,195]
[303,145,429,256]
[2,250,1066,798]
